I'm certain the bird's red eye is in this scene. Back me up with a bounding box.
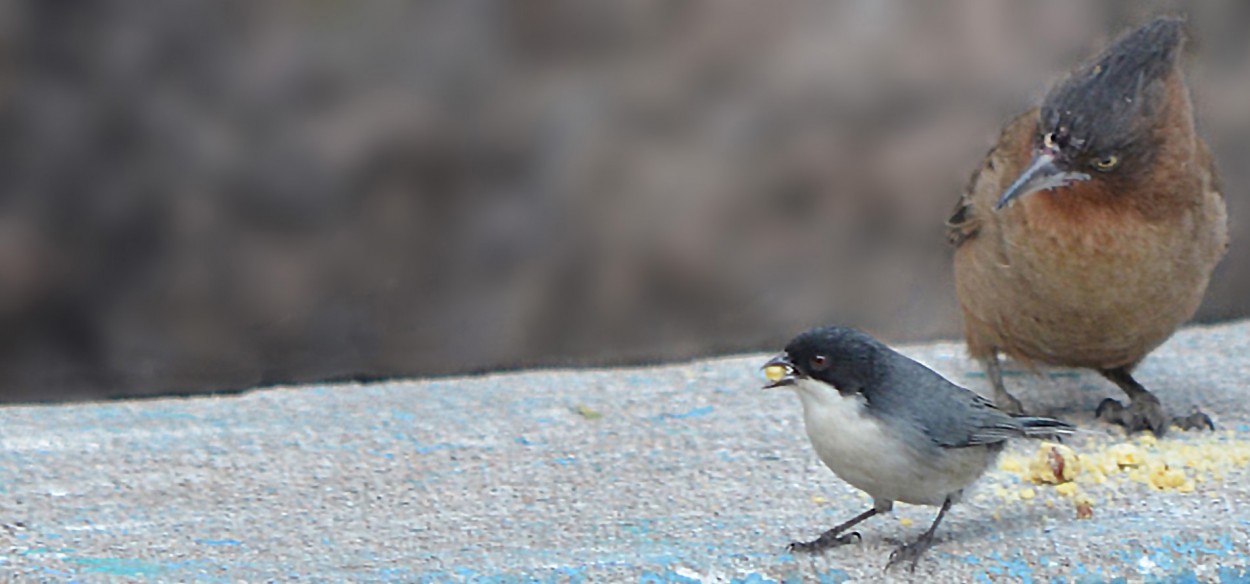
[810,355,829,370]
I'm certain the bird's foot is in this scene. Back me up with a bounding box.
[885,532,936,572]
[1096,396,1216,436]
[788,531,861,553]
[1172,410,1216,431]
[1095,394,1168,436]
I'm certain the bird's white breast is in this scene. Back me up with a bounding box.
[792,379,992,507]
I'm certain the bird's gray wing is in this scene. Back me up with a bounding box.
[866,354,1022,449]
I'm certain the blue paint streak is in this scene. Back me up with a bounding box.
[1221,566,1250,584]
[413,442,466,455]
[640,571,701,584]
[70,558,166,577]
[652,406,714,421]
[1165,571,1203,584]
[1003,555,1035,584]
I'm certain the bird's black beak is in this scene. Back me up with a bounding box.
[761,354,797,389]
[995,150,1091,210]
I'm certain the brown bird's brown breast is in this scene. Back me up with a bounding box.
[949,76,1228,371]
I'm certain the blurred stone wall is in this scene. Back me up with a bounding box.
[0,0,1246,401]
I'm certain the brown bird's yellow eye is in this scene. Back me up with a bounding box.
[810,355,829,371]
[1093,155,1119,171]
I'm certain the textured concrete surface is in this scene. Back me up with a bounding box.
[1,321,1249,582]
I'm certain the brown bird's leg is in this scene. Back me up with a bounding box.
[886,497,952,572]
[984,353,1024,414]
[1096,367,1215,436]
[789,508,878,553]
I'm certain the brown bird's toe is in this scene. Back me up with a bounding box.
[1172,411,1216,432]
[1095,396,1170,437]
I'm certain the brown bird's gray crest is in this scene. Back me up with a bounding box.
[1040,17,1183,170]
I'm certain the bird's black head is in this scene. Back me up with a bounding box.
[996,17,1187,210]
[762,326,883,394]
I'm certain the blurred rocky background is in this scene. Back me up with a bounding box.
[0,0,1246,401]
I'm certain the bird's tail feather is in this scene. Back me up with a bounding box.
[1014,416,1076,440]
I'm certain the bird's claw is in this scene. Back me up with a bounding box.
[788,531,861,553]
[1172,411,1216,431]
[1096,397,1215,436]
[885,535,935,572]
[1095,395,1169,436]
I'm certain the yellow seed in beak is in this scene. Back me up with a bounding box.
[764,365,788,382]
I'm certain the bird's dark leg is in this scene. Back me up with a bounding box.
[984,353,1024,415]
[1095,367,1214,436]
[886,497,952,572]
[788,508,878,553]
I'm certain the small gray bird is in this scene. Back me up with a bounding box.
[763,326,1073,570]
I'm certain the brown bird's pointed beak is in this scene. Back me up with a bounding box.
[995,150,1091,210]
[761,354,797,389]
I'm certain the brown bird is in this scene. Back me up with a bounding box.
[947,16,1228,436]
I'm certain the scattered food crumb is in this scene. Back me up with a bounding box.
[1148,465,1186,490]
[996,431,1250,503]
[1109,443,1142,468]
[1075,498,1094,520]
[1027,442,1080,484]
[573,404,603,420]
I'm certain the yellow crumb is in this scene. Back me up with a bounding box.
[1055,482,1078,497]
[1109,444,1142,468]
[899,518,913,527]
[1019,488,1036,500]
[763,365,787,382]
[1149,465,1187,490]
[1026,443,1080,484]
[811,496,827,505]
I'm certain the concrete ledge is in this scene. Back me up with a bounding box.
[2,321,1249,582]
